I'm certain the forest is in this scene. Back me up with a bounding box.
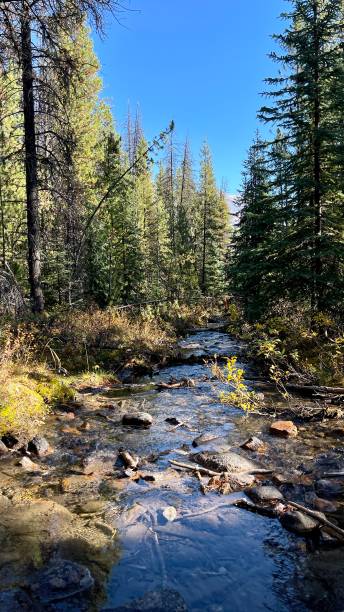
[0,1,343,611]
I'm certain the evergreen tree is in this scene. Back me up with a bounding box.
[197,142,229,296]
[231,135,276,319]
[259,0,344,314]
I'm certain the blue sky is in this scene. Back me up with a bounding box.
[93,0,287,194]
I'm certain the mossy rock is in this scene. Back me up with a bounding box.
[0,381,47,438]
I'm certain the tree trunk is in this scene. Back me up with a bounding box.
[20,4,44,313]
[311,1,322,314]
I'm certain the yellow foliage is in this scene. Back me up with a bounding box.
[213,356,262,416]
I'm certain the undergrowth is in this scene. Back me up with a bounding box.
[225,302,344,388]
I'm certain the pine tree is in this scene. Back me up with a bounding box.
[197,142,229,296]
[231,135,276,319]
[0,65,26,280]
[259,0,344,314]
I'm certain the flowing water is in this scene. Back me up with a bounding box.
[0,329,343,611]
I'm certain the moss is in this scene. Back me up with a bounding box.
[35,378,74,404]
[0,381,47,437]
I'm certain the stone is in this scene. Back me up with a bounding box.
[1,433,19,449]
[80,421,91,431]
[61,474,99,494]
[0,440,9,454]
[18,456,41,471]
[162,506,177,522]
[280,509,324,535]
[57,412,75,421]
[0,589,33,611]
[82,450,116,475]
[269,420,298,438]
[122,412,153,428]
[313,497,338,513]
[112,588,187,611]
[31,559,94,603]
[315,478,344,500]
[27,436,50,456]
[77,499,106,514]
[192,450,260,473]
[192,432,223,447]
[241,436,266,452]
[247,485,284,504]
[165,417,182,426]
[60,426,80,435]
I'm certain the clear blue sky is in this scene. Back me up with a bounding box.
[93,0,287,194]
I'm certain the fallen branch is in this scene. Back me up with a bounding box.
[288,501,344,540]
[169,459,221,477]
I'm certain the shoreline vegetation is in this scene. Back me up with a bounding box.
[1,297,342,441]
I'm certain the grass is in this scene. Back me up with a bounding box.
[0,299,217,438]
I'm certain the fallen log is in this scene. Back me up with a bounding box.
[288,501,344,540]
[286,384,344,396]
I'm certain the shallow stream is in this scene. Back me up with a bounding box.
[0,329,343,611]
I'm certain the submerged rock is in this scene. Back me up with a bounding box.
[192,451,260,473]
[122,412,153,428]
[0,589,33,611]
[241,436,266,453]
[269,420,298,438]
[192,432,224,447]
[315,478,344,500]
[31,559,94,603]
[247,486,284,504]
[28,436,50,456]
[112,588,188,611]
[82,450,117,475]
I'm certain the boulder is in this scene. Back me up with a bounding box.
[247,485,284,504]
[192,450,260,473]
[27,436,50,456]
[122,412,153,428]
[269,420,298,438]
[280,509,324,535]
[112,588,187,611]
[31,559,94,603]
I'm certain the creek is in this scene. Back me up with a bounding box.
[0,328,343,611]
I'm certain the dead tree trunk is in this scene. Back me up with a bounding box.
[20,3,44,313]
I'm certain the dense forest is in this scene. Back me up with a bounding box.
[0,2,230,314]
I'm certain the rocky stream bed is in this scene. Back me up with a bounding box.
[0,328,343,611]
